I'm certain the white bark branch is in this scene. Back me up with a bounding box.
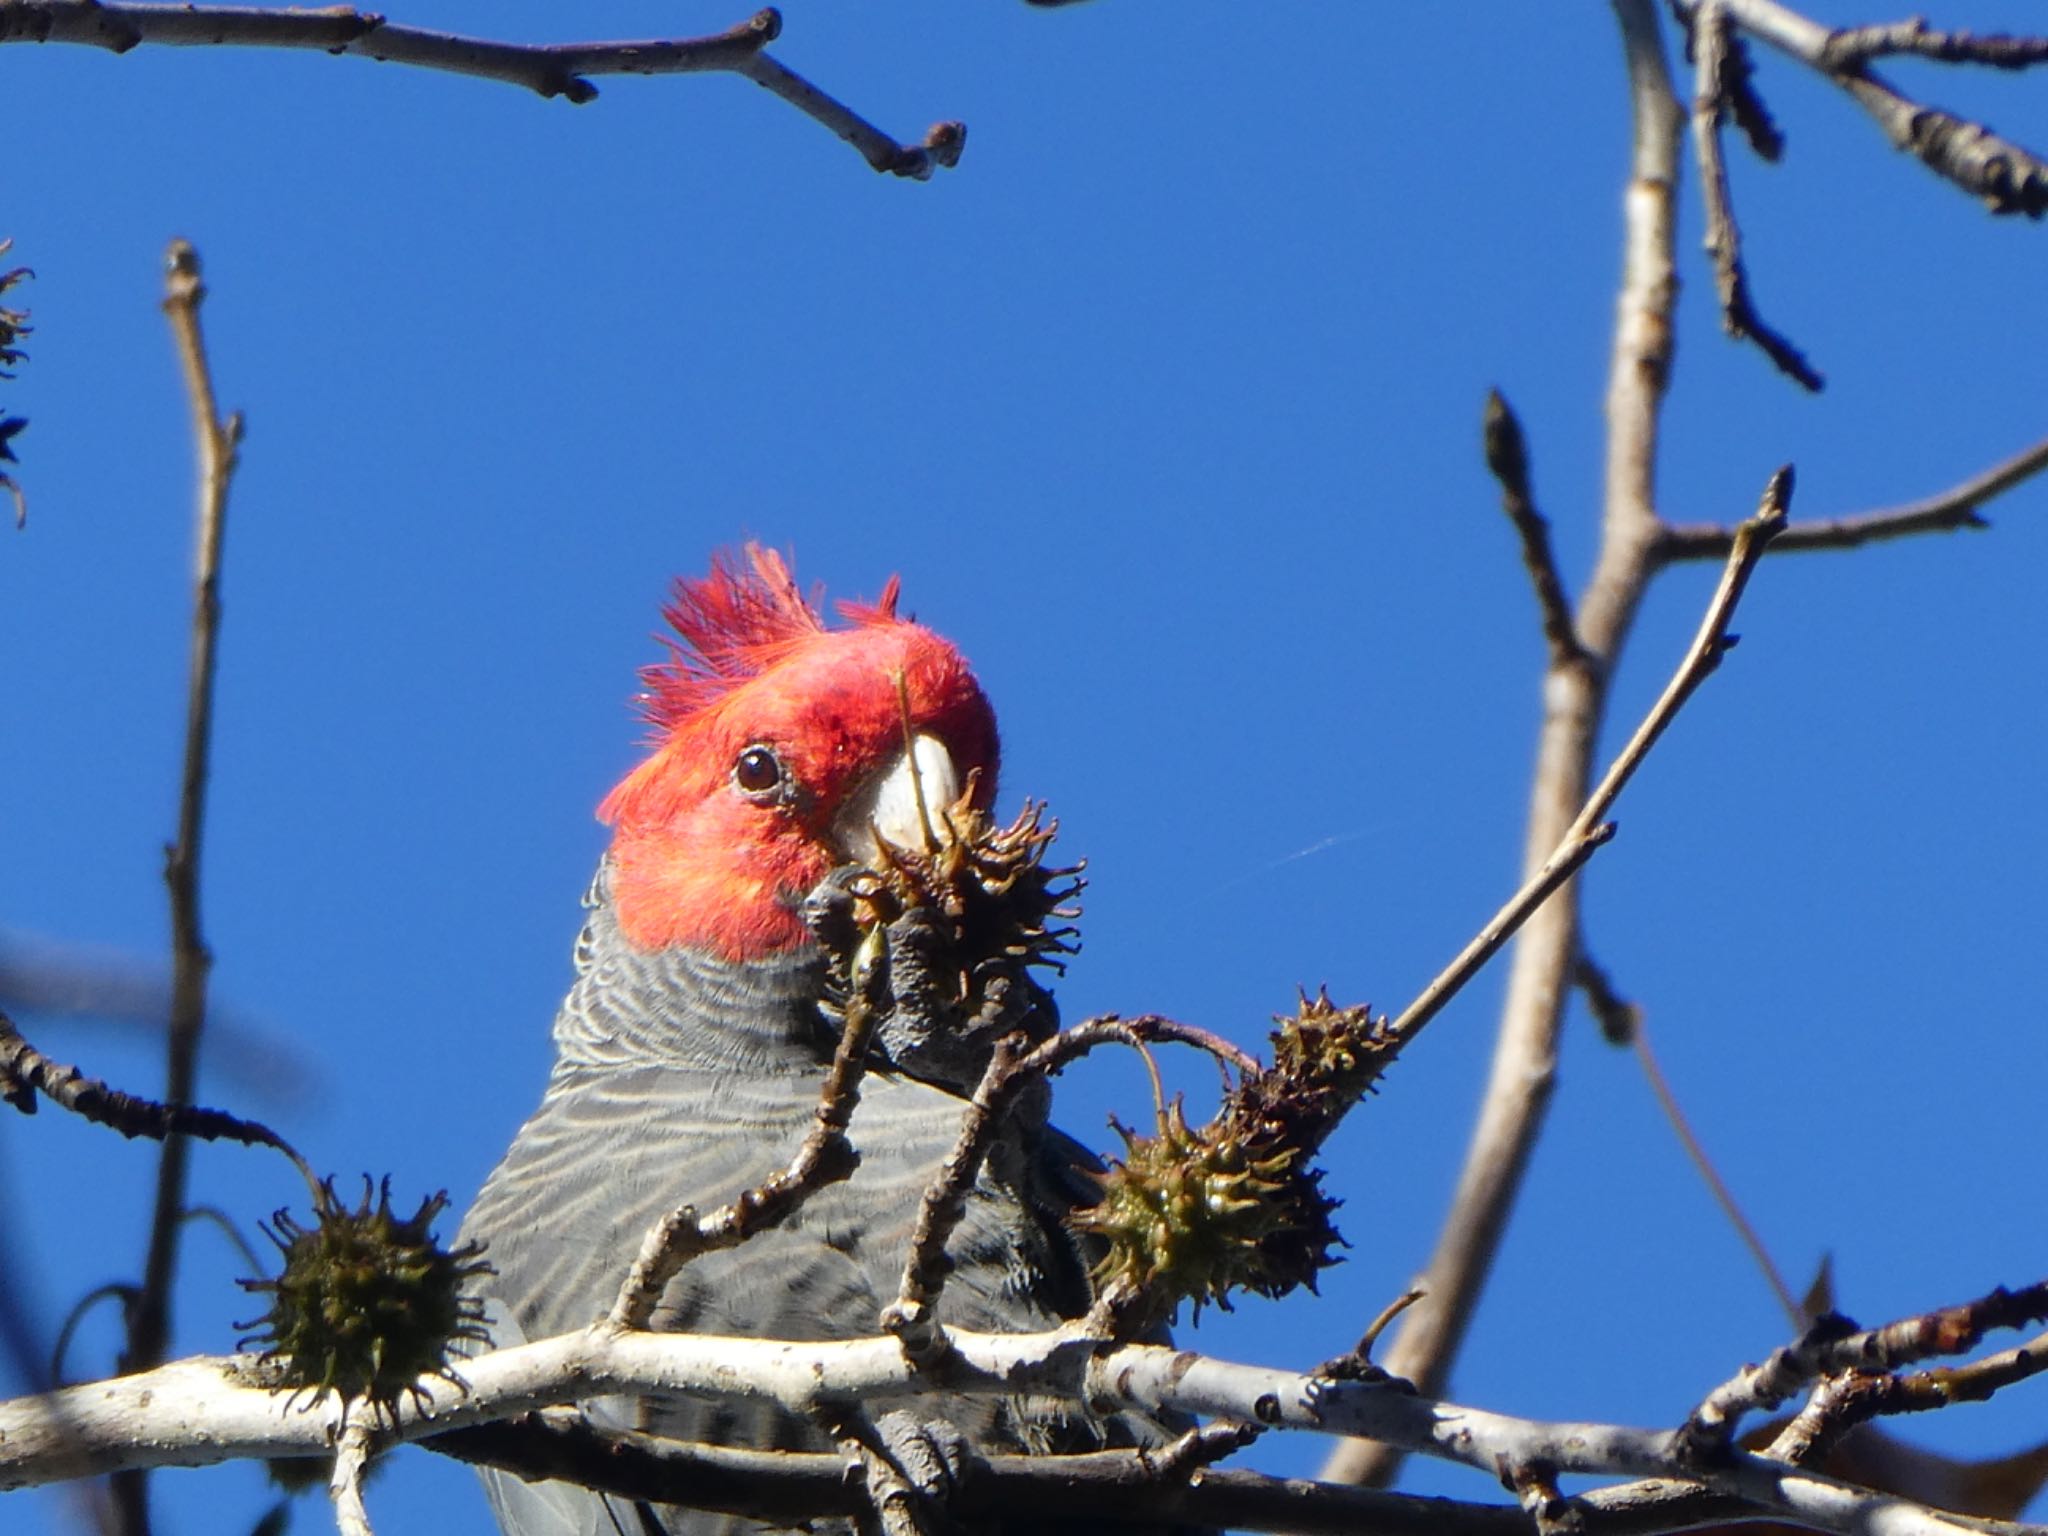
[2,1326,2037,1536]
[329,1406,377,1536]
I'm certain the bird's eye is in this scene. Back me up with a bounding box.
[734,745,784,796]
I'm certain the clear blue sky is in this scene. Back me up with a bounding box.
[4,3,2045,1529]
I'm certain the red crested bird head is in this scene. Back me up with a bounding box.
[598,546,1000,962]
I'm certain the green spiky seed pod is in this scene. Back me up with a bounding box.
[1078,990,1398,1323]
[1077,1098,1339,1322]
[240,1178,492,1418]
[1248,988,1400,1153]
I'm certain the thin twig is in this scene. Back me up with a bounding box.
[1574,473,1788,827]
[1678,1279,2048,1460]
[884,1013,1247,1353]
[1140,1420,1263,1483]
[178,1204,266,1275]
[1382,825,1614,1055]
[1690,0,1823,389]
[0,4,965,178]
[1832,69,2048,217]
[1623,1007,1800,1328]
[1658,430,2048,561]
[608,971,878,1330]
[0,1009,312,1183]
[1317,1288,1427,1382]
[50,1284,140,1389]
[835,1421,930,1536]
[1484,389,1586,669]
[1385,475,1789,1063]
[1504,1458,1580,1536]
[883,1032,1033,1359]
[0,935,316,1103]
[1765,1371,1892,1467]
[1570,947,1641,1046]
[738,52,967,178]
[330,1404,377,1536]
[1767,1329,2048,1468]
[1820,19,2048,73]
[1703,0,2048,216]
[114,237,242,1536]
[1718,24,1784,161]
[1575,945,1798,1327]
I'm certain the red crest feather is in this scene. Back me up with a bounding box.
[638,545,902,731]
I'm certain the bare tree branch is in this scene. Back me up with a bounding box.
[112,236,245,1536]
[0,1009,309,1181]
[1329,1,1701,1482]
[6,1312,2042,1536]
[1484,389,1587,669]
[1383,472,1786,1076]
[1688,0,1824,388]
[421,1409,1780,1536]
[886,1012,1250,1355]
[1679,1280,2048,1459]
[1702,0,2048,216]
[1610,1000,1802,1328]
[1820,19,2048,73]
[1718,23,1786,160]
[1568,946,1640,1046]
[1658,431,2048,561]
[0,4,966,178]
[1323,12,1686,1470]
[330,1405,377,1536]
[1767,1331,2048,1468]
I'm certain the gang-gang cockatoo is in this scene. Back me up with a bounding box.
[458,548,1148,1536]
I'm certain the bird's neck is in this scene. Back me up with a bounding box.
[548,858,831,1074]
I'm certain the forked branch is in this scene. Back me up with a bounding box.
[1659,431,2048,561]
[112,239,245,1536]
[0,4,966,178]
[1698,0,2048,216]
[1688,0,1824,388]
[1382,473,1787,1060]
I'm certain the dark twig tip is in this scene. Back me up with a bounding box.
[924,121,968,168]
[1481,389,1527,488]
[1761,463,1795,519]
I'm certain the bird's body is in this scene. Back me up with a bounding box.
[459,550,1131,1536]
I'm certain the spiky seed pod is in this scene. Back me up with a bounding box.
[1079,991,1396,1324]
[810,785,1083,1088]
[1247,988,1401,1154]
[853,785,1083,1002]
[239,1178,492,1419]
[1077,1099,1339,1322]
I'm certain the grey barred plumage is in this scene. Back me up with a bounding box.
[457,863,1129,1536]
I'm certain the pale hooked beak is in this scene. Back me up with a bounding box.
[832,732,960,866]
